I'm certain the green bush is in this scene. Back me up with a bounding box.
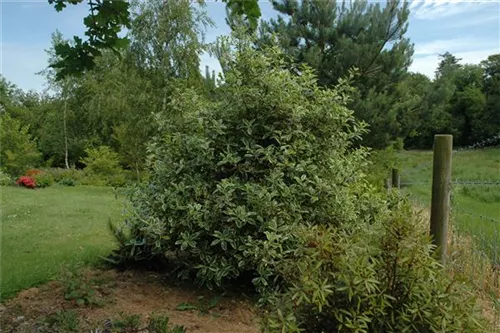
[58,178,76,187]
[263,199,486,333]
[80,146,128,186]
[33,172,55,188]
[109,40,384,292]
[365,148,400,188]
[0,171,14,186]
[42,168,85,183]
[80,146,122,176]
[0,113,41,176]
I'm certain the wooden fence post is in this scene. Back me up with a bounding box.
[430,134,453,264]
[392,168,400,189]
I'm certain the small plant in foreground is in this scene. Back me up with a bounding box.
[176,295,222,315]
[45,310,79,332]
[147,313,186,333]
[111,313,142,332]
[60,267,102,307]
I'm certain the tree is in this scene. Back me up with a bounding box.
[48,0,261,80]
[39,31,78,169]
[48,0,131,80]
[78,51,157,177]
[128,0,212,111]
[448,64,485,145]
[259,0,414,148]
[480,54,500,141]
[0,113,41,176]
[435,52,461,80]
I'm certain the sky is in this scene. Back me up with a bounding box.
[0,0,499,93]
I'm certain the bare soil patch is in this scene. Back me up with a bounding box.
[0,269,260,333]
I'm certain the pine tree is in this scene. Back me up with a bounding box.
[259,0,414,148]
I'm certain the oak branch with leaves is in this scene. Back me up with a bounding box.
[48,0,261,80]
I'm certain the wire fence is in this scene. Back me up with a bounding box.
[398,134,500,331]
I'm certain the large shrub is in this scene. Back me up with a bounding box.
[110,40,384,290]
[263,199,486,333]
[0,113,41,176]
[80,146,126,186]
[80,146,121,176]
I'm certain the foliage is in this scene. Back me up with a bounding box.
[147,314,187,333]
[60,267,103,307]
[45,310,80,332]
[259,0,413,148]
[33,172,55,188]
[16,176,36,189]
[0,113,41,176]
[365,148,399,188]
[58,178,76,187]
[111,313,142,332]
[128,0,213,114]
[80,146,122,177]
[48,0,260,80]
[176,295,222,315]
[47,0,131,80]
[0,171,14,186]
[40,167,84,184]
[79,51,157,176]
[25,169,42,177]
[263,200,486,333]
[109,39,385,293]
[407,53,500,148]
[81,146,127,187]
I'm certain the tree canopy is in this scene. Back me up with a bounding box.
[47,0,261,79]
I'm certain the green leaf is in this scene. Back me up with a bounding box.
[175,302,198,311]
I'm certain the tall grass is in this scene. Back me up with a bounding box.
[402,148,500,331]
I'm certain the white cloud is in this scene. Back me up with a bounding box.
[414,37,495,55]
[20,3,46,10]
[410,48,497,78]
[410,1,495,20]
[447,14,499,28]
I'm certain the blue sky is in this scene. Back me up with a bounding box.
[0,0,498,92]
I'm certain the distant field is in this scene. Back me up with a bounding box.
[399,148,500,262]
[0,186,124,300]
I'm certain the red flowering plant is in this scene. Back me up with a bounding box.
[16,176,36,189]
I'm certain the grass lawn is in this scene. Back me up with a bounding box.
[398,148,500,262]
[1,185,124,300]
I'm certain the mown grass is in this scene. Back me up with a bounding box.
[0,185,124,300]
[398,148,500,262]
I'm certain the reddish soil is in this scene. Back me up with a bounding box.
[0,269,260,333]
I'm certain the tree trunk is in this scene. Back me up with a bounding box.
[64,99,70,169]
